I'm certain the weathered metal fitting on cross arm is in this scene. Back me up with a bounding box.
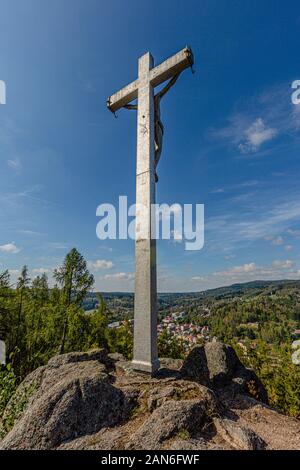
[107,97,118,117]
[185,46,195,73]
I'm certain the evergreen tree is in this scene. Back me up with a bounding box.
[14,266,30,372]
[0,270,10,289]
[54,248,94,353]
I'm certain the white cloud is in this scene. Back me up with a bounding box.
[239,262,256,273]
[32,268,51,274]
[238,118,277,153]
[191,276,206,281]
[95,271,135,292]
[212,82,300,155]
[272,259,294,269]
[214,262,257,277]
[191,259,300,291]
[284,245,293,251]
[213,114,277,155]
[0,243,20,254]
[102,272,134,281]
[88,259,114,270]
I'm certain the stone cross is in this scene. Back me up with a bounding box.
[107,47,194,373]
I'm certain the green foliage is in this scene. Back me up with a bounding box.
[180,283,300,417]
[202,290,300,417]
[0,270,10,289]
[0,364,16,417]
[0,250,135,425]
[234,340,300,417]
[107,319,133,359]
[158,329,185,359]
[0,369,36,438]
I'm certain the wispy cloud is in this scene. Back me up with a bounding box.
[0,185,57,214]
[211,82,300,155]
[287,228,300,238]
[101,272,134,281]
[48,242,69,250]
[264,235,284,246]
[7,158,22,172]
[206,195,300,253]
[97,245,113,252]
[210,188,225,194]
[191,259,300,289]
[224,254,236,260]
[18,229,45,236]
[272,259,294,269]
[209,179,260,195]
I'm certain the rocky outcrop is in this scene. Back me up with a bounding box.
[0,350,136,450]
[180,341,268,403]
[1,342,299,450]
[180,346,210,385]
[126,385,219,450]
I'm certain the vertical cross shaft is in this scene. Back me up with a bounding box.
[107,47,194,374]
[131,52,159,374]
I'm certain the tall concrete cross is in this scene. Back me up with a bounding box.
[107,47,194,373]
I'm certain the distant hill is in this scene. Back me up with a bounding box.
[195,279,300,300]
[83,279,300,311]
[100,279,300,297]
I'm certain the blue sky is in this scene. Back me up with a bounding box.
[0,0,300,291]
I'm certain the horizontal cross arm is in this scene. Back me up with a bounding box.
[107,47,194,113]
[107,78,139,113]
[149,46,194,88]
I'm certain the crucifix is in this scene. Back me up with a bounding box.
[107,47,194,373]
